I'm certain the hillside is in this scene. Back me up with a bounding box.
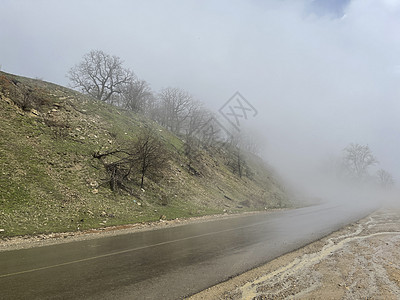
[0,71,290,237]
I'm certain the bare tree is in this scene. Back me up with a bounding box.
[226,131,249,178]
[196,115,225,148]
[93,128,169,191]
[93,149,134,193]
[343,143,378,179]
[157,87,193,133]
[68,50,134,102]
[133,127,168,189]
[232,147,245,178]
[377,169,395,188]
[119,79,153,113]
[184,103,211,138]
[183,135,202,175]
[182,103,209,167]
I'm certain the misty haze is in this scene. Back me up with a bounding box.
[1,0,399,299]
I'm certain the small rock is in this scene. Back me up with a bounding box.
[137,202,142,206]
[30,108,40,116]
[0,229,5,233]
[160,215,167,220]
[141,188,145,192]
[100,211,107,217]
[89,181,98,187]
[92,189,98,194]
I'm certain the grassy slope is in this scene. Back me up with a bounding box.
[0,71,291,237]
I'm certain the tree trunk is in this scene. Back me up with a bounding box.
[140,174,144,189]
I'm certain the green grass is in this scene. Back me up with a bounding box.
[0,71,291,237]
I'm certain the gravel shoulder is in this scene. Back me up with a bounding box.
[189,208,400,299]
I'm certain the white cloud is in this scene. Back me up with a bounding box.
[381,0,400,9]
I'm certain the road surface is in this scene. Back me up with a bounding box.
[0,203,376,299]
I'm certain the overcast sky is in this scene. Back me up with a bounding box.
[1,0,400,185]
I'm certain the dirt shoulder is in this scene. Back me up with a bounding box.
[0,210,282,252]
[189,208,400,299]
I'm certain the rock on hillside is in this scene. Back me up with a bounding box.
[0,71,290,237]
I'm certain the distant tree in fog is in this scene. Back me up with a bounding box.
[68,50,134,102]
[184,102,210,138]
[157,87,194,133]
[182,103,210,171]
[226,131,250,178]
[343,143,378,179]
[376,169,395,188]
[119,79,154,113]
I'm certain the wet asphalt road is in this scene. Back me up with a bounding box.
[0,204,376,299]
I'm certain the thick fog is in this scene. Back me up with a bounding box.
[1,0,399,205]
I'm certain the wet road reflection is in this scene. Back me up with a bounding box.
[0,203,376,299]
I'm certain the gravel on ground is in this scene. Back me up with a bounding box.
[189,208,400,300]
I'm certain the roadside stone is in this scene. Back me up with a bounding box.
[30,108,40,116]
[89,181,98,187]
